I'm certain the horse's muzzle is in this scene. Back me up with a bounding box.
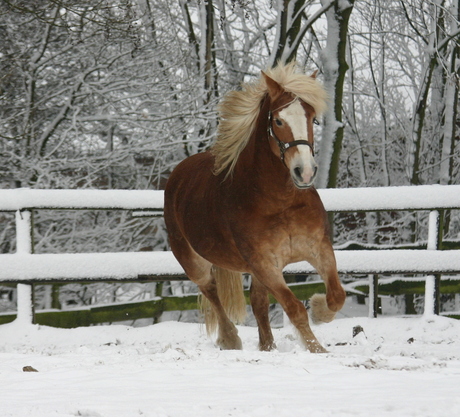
[292,164,317,189]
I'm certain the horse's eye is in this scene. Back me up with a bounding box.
[275,118,283,127]
[313,118,320,126]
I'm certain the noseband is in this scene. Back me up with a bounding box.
[267,102,315,166]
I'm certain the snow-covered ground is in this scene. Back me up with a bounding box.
[1,315,459,417]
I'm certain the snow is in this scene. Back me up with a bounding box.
[0,252,185,281]
[14,210,35,323]
[286,249,460,274]
[0,188,164,211]
[2,184,460,325]
[1,186,460,416]
[1,185,460,284]
[15,210,33,254]
[1,316,460,417]
[424,276,436,317]
[317,184,460,211]
[425,211,441,315]
[2,185,459,213]
[15,284,34,324]
[2,249,460,283]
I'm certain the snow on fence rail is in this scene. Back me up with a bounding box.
[1,185,460,324]
[2,184,460,212]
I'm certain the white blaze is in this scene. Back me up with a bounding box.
[279,100,317,186]
[279,99,310,143]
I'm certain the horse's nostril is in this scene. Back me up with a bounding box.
[294,166,302,180]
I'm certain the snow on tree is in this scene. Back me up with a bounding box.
[0,0,459,311]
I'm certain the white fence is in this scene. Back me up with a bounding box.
[1,185,460,323]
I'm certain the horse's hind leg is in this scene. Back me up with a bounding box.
[199,276,243,350]
[169,239,242,350]
[250,275,276,351]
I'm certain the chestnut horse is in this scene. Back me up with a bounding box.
[164,62,346,353]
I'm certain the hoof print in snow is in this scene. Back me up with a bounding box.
[23,366,38,372]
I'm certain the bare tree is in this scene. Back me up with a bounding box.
[316,0,355,189]
[267,0,333,66]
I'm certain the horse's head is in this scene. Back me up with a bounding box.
[263,71,320,189]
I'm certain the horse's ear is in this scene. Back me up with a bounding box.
[311,70,319,79]
[262,71,284,101]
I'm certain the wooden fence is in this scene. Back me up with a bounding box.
[1,185,460,326]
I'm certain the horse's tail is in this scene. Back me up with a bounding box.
[199,266,247,336]
[308,293,340,324]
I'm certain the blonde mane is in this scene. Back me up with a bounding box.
[211,61,327,177]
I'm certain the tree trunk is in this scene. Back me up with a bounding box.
[440,0,459,186]
[409,1,447,185]
[268,0,334,67]
[316,0,354,189]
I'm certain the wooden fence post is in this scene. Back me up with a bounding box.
[368,274,379,318]
[425,210,443,316]
[15,209,35,324]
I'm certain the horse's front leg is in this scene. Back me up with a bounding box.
[250,275,276,351]
[252,268,326,353]
[306,236,346,324]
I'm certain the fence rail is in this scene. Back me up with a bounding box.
[1,249,460,283]
[1,185,460,324]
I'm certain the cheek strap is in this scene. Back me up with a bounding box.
[267,111,315,166]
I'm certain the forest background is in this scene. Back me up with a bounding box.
[0,0,459,311]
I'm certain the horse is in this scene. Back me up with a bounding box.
[164,62,346,353]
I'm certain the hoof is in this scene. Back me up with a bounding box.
[217,335,243,350]
[309,294,337,324]
[306,340,328,353]
[259,341,277,352]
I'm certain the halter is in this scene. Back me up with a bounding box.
[267,99,315,166]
